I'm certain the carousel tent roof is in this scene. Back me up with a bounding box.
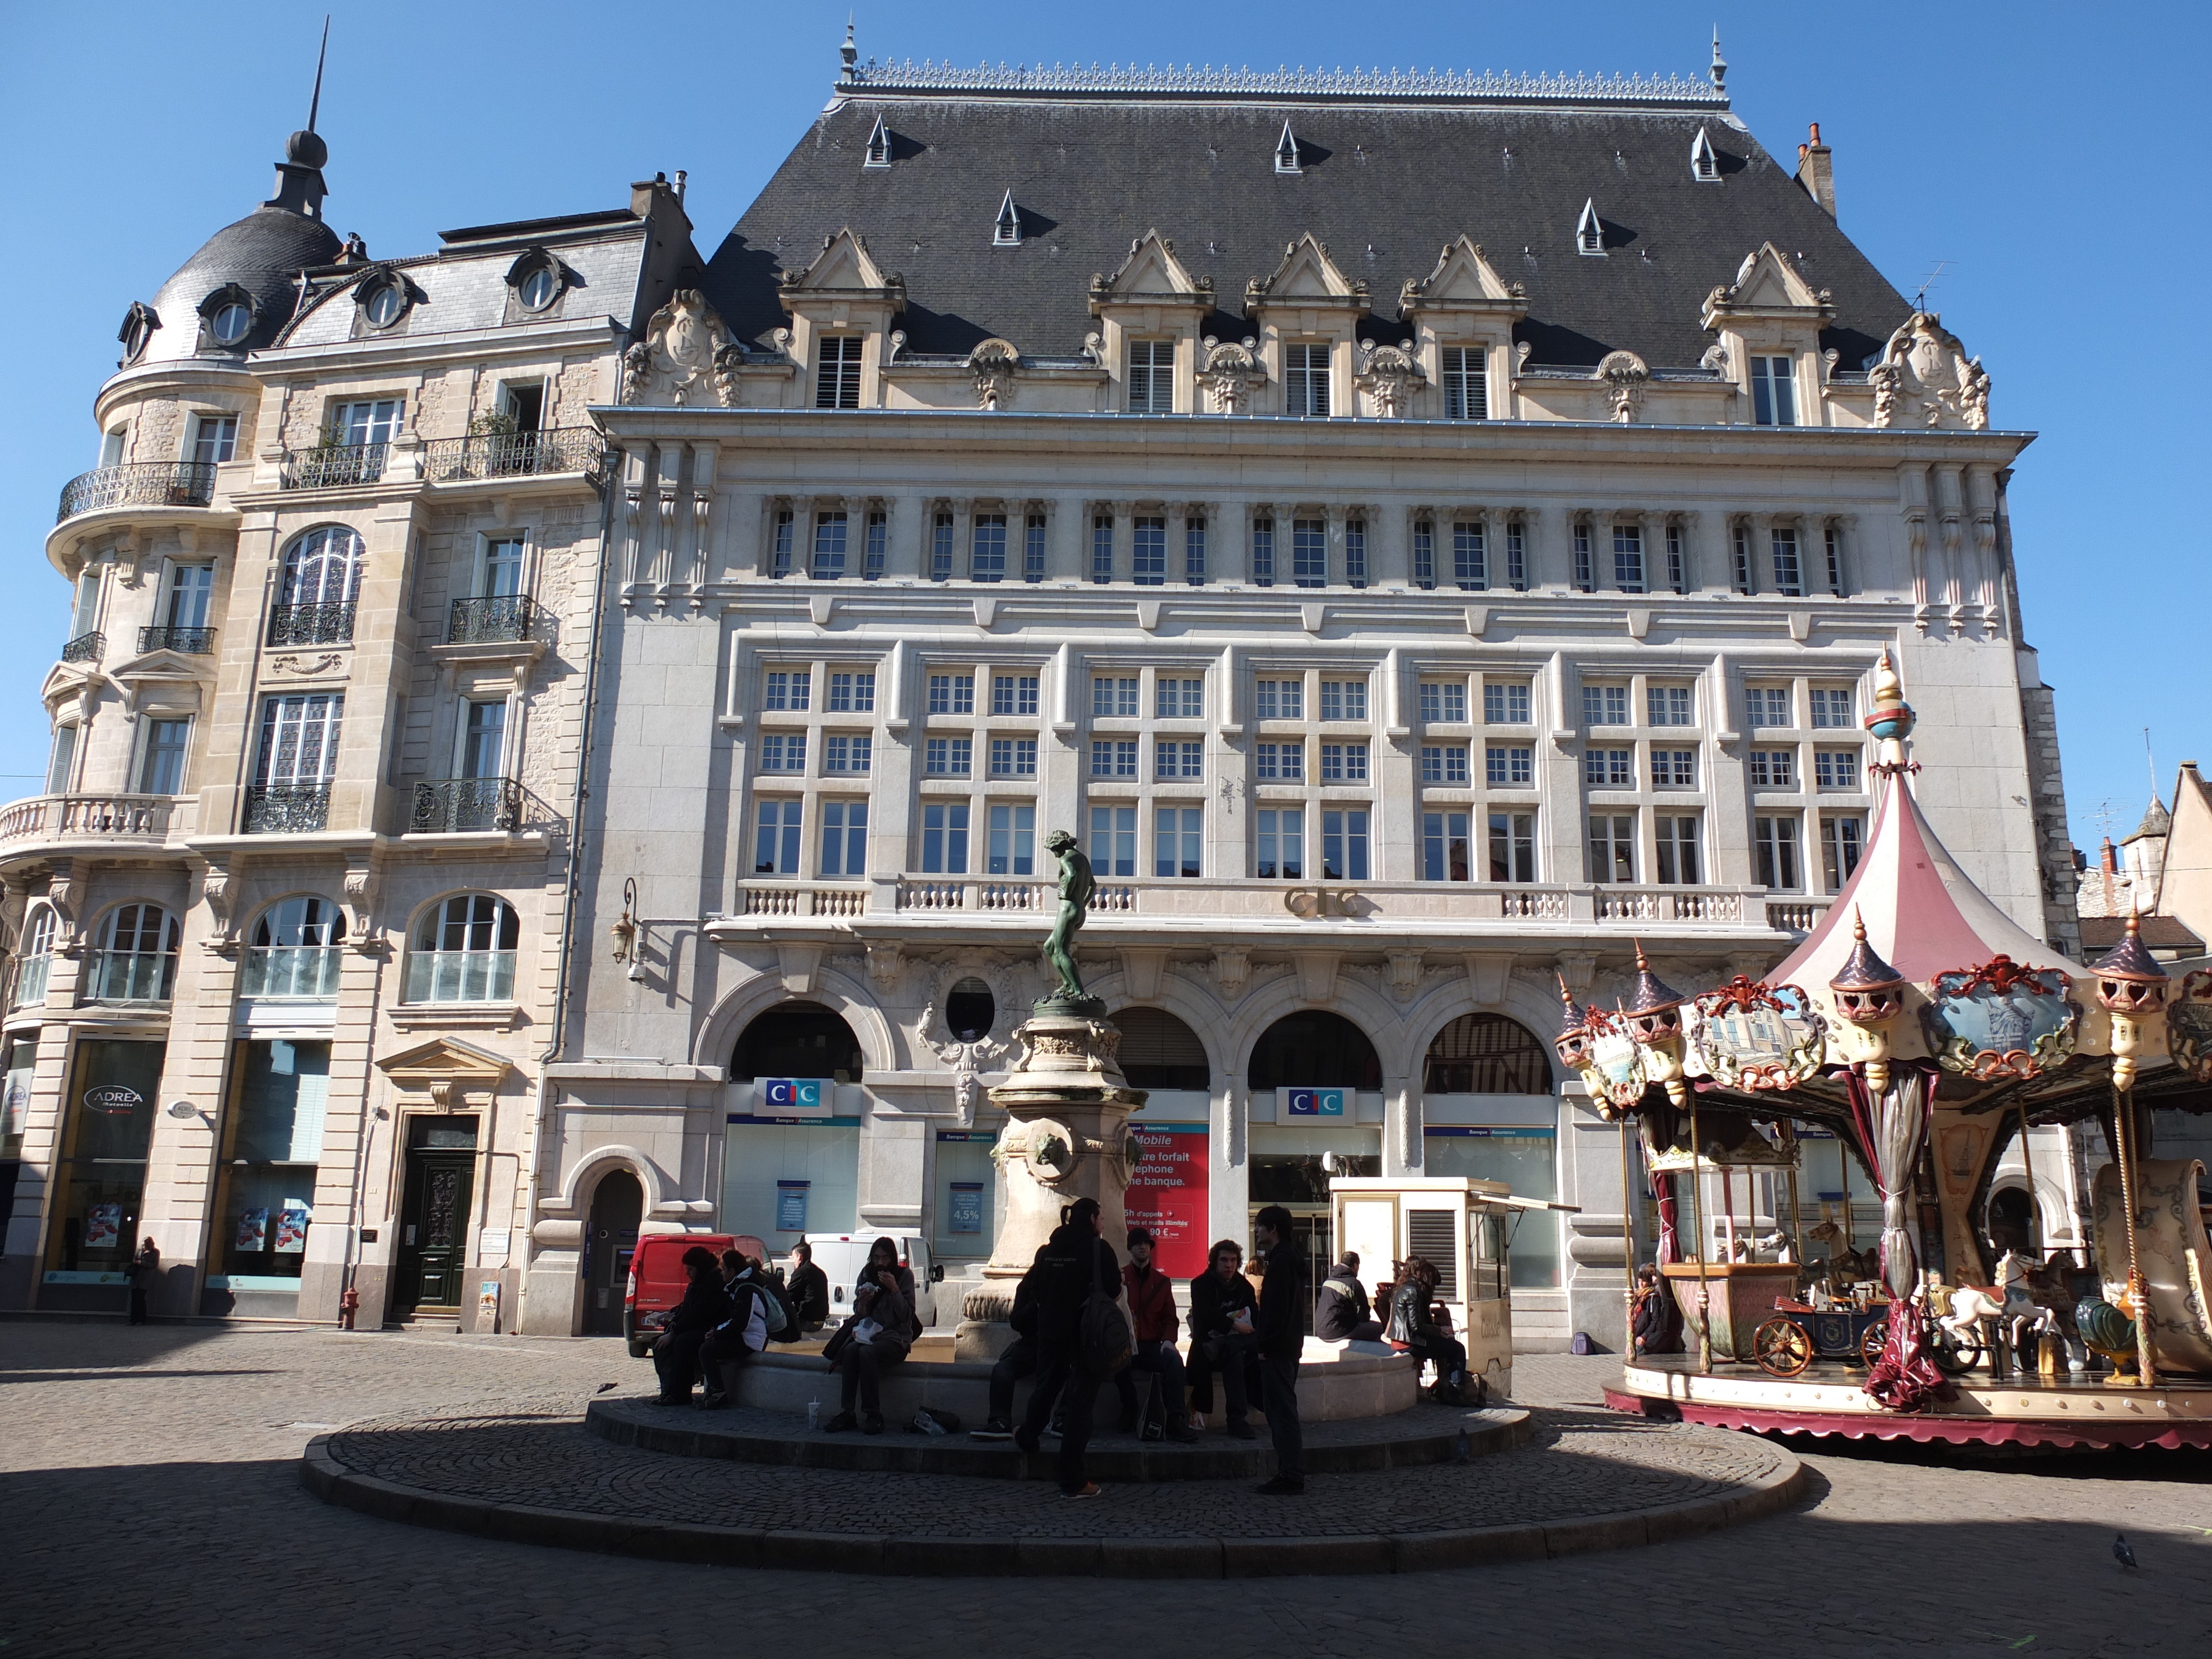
[1770,769,2079,992]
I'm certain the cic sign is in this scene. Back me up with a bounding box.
[753,1078,833,1117]
[1279,1087,1346,1118]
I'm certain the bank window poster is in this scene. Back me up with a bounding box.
[776,1180,810,1233]
[1126,1123,1209,1279]
[274,1204,310,1254]
[84,1202,123,1253]
[235,1208,269,1253]
[948,1182,984,1234]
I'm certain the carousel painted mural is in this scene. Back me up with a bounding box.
[1590,656,2212,1448]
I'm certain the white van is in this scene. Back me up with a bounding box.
[803,1233,943,1328]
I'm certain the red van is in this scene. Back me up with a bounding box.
[623,1233,767,1357]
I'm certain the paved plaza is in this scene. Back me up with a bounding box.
[4,1319,2209,1657]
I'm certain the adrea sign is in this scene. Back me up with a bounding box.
[753,1078,832,1118]
[1125,1122,1209,1279]
[1278,1087,1345,1118]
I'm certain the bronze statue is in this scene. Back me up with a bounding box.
[1040,829,1098,1008]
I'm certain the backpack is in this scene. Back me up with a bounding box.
[1077,1240,1133,1376]
[752,1276,800,1343]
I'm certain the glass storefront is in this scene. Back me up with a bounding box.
[722,1113,859,1243]
[43,1039,164,1301]
[932,1128,1001,1260]
[0,1037,30,1250]
[1424,1126,1560,1287]
[210,1039,329,1291]
[1250,1122,1381,1331]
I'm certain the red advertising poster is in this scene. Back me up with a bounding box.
[1126,1122,1209,1279]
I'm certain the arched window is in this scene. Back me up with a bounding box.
[279,525,365,608]
[242,895,347,1000]
[731,1001,865,1084]
[1422,1014,1553,1095]
[1248,1011,1381,1093]
[405,895,519,1003]
[88,902,182,1002]
[12,906,56,1008]
[1114,1007,1210,1091]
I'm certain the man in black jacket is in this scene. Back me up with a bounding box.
[1014,1197,1119,1498]
[783,1242,830,1333]
[973,1255,1042,1439]
[1315,1251,1383,1343]
[651,1246,732,1404]
[1251,1206,1306,1495]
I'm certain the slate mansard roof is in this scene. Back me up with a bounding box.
[706,62,1911,371]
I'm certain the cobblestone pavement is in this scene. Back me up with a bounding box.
[7,1319,2212,1658]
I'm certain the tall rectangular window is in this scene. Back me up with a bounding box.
[1750,356,1797,426]
[758,732,807,773]
[1587,813,1636,883]
[138,718,190,795]
[1505,520,1527,591]
[1184,517,1207,585]
[1089,805,1136,877]
[1321,809,1369,880]
[989,737,1037,778]
[1745,687,1792,728]
[460,700,507,779]
[1255,808,1303,878]
[811,512,848,580]
[1155,806,1202,878]
[991,674,1039,716]
[1453,521,1487,591]
[1485,744,1532,786]
[1613,523,1645,593]
[927,674,974,715]
[1488,811,1536,881]
[1814,749,1860,790]
[1254,679,1302,721]
[930,512,954,581]
[819,800,868,877]
[863,510,888,579]
[1286,343,1331,416]
[1654,815,1702,884]
[1483,681,1531,725]
[166,562,216,629]
[1419,745,1469,785]
[1156,740,1203,780]
[988,803,1035,875]
[1808,688,1855,729]
[1127,340,1174,413]
[816,335,863,409]
[1732,524,1754,594]
[1291,518,1327,588]
[753,798,802,874]
[1421,681,1467,725]
[771,510,794,578]
[1771,527,1803,596]
[1250,517,1275,587]
[1156,677,1204,719]
[1755,815,1802,889]
[255,693,342,789]
[1748,749,1796,789]
[925,737,972,776]
[1091,514,1114,583]
[1422,811,1471,881]
[189,413,238,466]
[1024,513,1047,582]
[1647,685,1694,727]
[1824,524,1845,596]
[1318,742,1368,782]
[1344,519,1366,588]
[1442,346,1486,419]
[1131,515,1167,586]
[1090,739,1138,778]
[1412,519,1436,591]
[921,802,969,874]
[1582,685,1630,727]
[822,734,871,774]
[1572,523,1594,592]
[970,514,1007,582]
[764,670,811,712]
[1318,679,1366,722]
[827,671,875,713]
[1092,676,1138,718]
[1666,523,1687,593]
[1820,814,1865,893]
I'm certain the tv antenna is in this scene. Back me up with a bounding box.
[1912,259,1950,313]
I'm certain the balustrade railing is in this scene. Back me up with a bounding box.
[137,625,216,655]
[56,461,217,522]
[60,631,105,664]
[410,777,521,833]
[280,442,388,490]
[0,793,177,844]
[447,595,538,645]
[422,427,604,483]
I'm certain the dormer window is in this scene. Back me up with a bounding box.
[1286,343,1331,417]
[209,301,253,346]
[1575,199,1606,257]
[816,335,863,409]
[864,116,891,168]
[1691,127,1721,183]
[993,189,1022,247]
[1275,119,1302,175]
[503,248,568,321]
[519,267,557,311]
[1127,340,1174,414]
[1750,356,1799,426]
[117,301,158,364]
[361,279,406,330]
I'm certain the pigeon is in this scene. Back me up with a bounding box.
[1454,1428,1472,1464]
[2113,1533,2138,1570]
[596,1382,617,1394]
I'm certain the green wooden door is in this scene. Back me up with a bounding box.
[397,1151,474,1310]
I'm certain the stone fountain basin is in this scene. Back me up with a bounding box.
[729,1337,1417,1424]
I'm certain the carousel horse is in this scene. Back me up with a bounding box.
[1995,1250,2063,1361]
[1803,1221,1872,1286]
[1940,1281,2006,1352]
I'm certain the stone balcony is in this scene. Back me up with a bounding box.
[0,792,195,863]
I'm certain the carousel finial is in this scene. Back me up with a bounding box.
[2095,906,2170,1090]
[1625,940,1687,1018]
[1864,650,1916,771]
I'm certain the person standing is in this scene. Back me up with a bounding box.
[1015,1196,1118,1499]
[127,1237,160,1326]
[1251,1206,1306,1495]
[784,1241,830,1333]
[1315,1250,1383,1343]
[1114,1227,1197,1441]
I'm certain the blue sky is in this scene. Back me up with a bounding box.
[2,1,2204,853]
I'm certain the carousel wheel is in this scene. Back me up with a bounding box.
[1859,1319,1890,1368]
[1753,1317,1812,1378]
[1929,1329,1981,1377]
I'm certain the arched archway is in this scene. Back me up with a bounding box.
[1422,1014,1553,1095]
[1116,1006,1211,1091]
[583,1168,642,1336]
[731,1001,865,1083]
[1248,1011,1380,1092]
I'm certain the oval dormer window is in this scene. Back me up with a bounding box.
[208,301,253,346]
[518,266,558,311]
[363,283,405,329]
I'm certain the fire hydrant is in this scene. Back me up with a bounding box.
[340,1286,359,1331]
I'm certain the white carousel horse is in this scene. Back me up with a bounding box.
[1995,1250,2061,1356]
[1940,1282,2005,1350]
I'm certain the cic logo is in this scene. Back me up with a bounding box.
[1280,1087,1345,1118]
[757,1078,828,1114]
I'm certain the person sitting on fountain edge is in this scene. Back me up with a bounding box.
[1389,1255,1478,1406]
[1115,1227,1198,1441]
[782,1240,830,1334]
[651,1246,732,1405]
[1187,1238,1261,1437]
[821,1237,919,1434]
[1316,1250,1384,1344]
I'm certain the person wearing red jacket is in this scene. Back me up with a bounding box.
[1114,1227,1198,1442]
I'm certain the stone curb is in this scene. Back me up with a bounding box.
[299,1431,1807,1577]
[585,1398,1533,1481]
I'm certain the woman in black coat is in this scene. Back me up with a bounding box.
[652,1246,732,1404]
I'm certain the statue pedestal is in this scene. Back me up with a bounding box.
[953,1004,1146,1361]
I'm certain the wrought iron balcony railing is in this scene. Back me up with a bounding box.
[265,603,356,646]
[56,461,218,523]
[422,427,604,483]
[447,594,538,645]
[410,776,521,834]
[279,442,388,491]
[243,784,331,833]
[137,625,216,655]
[60,631,104,664]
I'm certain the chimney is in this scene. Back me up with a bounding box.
[1795,122,1835,220]
[2100,836,2120,912]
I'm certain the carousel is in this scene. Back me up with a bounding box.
[1587,656,2212,1448]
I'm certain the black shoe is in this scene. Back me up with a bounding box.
[1014,1429,1041,1455]
[971,1420,1014,1441]
[823,1410,857,1432]
[1166,1420,1199,1444]
[698,1391,729,1411]
[863,1413,885,1436]
[1256,1475,1306,1495]
[1227,1419,1258,1440]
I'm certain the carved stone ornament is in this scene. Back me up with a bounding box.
[1213,945,1251,1000]
[1594,350,1650,424]
[624,290,740,408]
[865,941,905,990]
[343,860,381,951]
[270,653,345,679]
[1869,312,1992,431]
[967,338,1020,410]
[1355,342,1425,418]
[1196,337,1265,414]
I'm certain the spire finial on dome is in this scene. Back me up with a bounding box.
[308,14,328,134]
[1625,942,1687,1016]
[1709,25,1726,92]
[1865,649,1916,772]
[278,16,332,201]
[841,15,859,79]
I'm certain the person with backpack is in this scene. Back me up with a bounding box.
[821,1237,919,1434]
[1251,1206,1308,1495]
[700,1252,791,1409]
[1316,1250,1383,1343]
[1013,1196,1121,1499]
[1113,1227,1197,1441]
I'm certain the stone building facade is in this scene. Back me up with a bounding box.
[0,121,700,1328]
[530,45,2079,1347]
